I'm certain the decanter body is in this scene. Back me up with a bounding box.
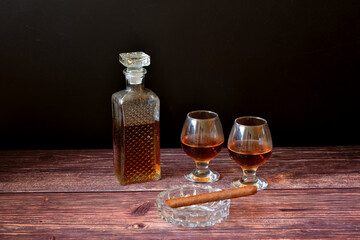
[112,52,160,185]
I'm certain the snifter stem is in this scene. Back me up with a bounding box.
[242,169,257,183]
[232,169,268,191]
[195,162,210,175]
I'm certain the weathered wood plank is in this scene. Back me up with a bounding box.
[0,146,359,192]
[0,189,359,239]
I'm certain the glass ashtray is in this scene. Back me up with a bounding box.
[156,185,230,227]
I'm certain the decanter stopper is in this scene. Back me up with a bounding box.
[119,52,150,69]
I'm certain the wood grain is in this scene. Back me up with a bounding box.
[0,147,359,239]
[0,146,359,193]
[0,189,359,239]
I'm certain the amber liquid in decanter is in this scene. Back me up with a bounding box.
[113,121,160,185]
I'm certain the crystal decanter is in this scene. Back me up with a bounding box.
[112,52,160,185]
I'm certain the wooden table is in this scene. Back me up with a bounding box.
[0,147,359,239]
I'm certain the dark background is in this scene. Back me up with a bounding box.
[0,0,359,150]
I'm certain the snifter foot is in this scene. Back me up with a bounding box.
[231,177,268,191]
[185,170,220,183]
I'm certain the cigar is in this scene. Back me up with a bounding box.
[165,185,257,208]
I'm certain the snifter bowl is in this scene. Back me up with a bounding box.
[156,185,230,227]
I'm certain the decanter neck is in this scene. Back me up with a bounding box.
[124,68,146,90]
